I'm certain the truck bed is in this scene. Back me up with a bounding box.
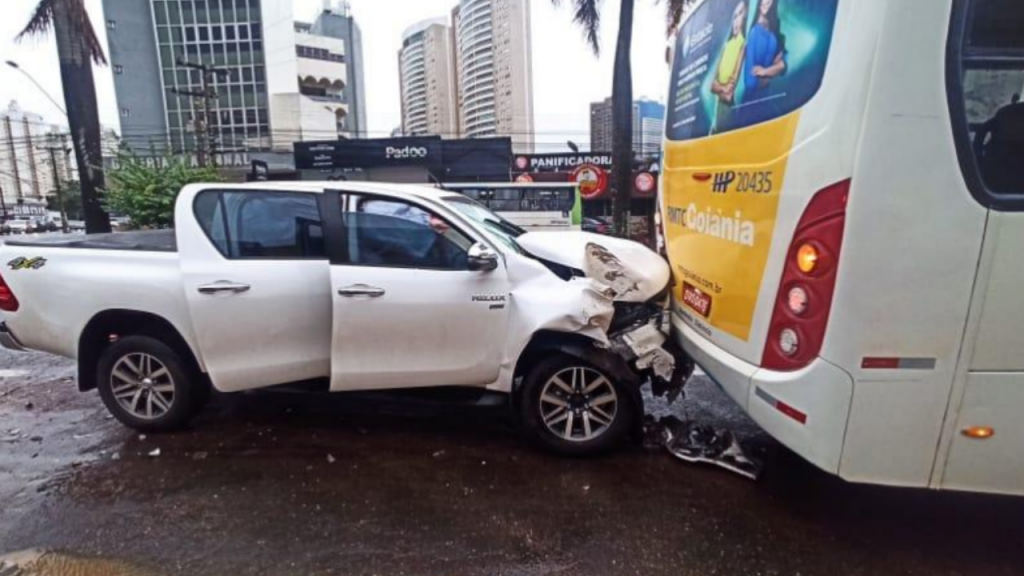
[4,230,177,253]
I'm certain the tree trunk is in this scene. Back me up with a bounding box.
[610,0,635,239]
[54,0,111,234]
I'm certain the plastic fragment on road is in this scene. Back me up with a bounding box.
[646,416,763,481]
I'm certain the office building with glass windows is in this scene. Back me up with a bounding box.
[102,0,367,162]
[590,97,666,157]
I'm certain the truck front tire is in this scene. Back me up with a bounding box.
[519,354,635,457]
[96,336,204,433]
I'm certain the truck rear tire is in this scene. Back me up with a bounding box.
[96,335,203,433]
[519,354,635,457]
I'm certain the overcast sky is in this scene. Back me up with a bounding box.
[0,0,673,152]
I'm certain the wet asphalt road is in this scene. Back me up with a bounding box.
[2,348,1024,576]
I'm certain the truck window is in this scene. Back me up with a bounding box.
[950,0,1024,203]
[194,191,326,260]
[341,196,473,270]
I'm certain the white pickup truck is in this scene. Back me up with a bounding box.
[0,182,690,455]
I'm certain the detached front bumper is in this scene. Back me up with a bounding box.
[0,322,27,352]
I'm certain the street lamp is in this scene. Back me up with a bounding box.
[6,60,67,116]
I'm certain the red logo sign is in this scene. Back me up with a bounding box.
[634,172,656,195]
[514,156,530,171]
[682,282,713,318]
[571,164,609,200]
[515,173,534,183]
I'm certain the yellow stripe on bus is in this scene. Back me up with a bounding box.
[663,111,801,342]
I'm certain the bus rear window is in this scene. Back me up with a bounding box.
[666,0,840,141]
[950,0,1024,202]
[969,0,1024,50]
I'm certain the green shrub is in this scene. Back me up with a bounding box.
[104,151,222,228]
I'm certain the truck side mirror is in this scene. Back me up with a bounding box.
[467,242,499,272]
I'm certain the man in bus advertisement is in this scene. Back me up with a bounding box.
[668,0,840,141]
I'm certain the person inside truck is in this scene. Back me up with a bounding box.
[352,199,469,269]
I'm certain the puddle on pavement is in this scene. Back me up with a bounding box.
[0,550,157,576]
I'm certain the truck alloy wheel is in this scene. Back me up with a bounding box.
[520,354,634,456]
[539,366,619,443]
[97,336,202,432]
[109,352,176,420]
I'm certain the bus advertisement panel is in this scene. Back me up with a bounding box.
[663,0,839,342]
[667,0,840,140]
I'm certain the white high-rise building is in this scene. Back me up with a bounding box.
[399,18,458,137]
[451,0,535,152]
[1,101,74,205]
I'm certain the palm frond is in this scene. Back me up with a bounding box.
[16,0,59,40]
[663,0,696,36]
[572,0,602,56]
[17,0,107,65]
[551,0,601,56]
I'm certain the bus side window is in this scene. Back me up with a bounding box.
[953,0,1024,198]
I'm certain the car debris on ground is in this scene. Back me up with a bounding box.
[645,416,763,481]
[525,235,760,480]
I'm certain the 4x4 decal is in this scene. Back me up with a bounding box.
[7,257,47,271]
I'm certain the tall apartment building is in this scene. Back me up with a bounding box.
[590,97,666,156]
[451,0,535,152]
[399,19,458,137]
[102,0,367,160]
[1,101,75,205]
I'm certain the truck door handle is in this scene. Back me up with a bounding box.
[198,281,251,295]
[337,284,386,298]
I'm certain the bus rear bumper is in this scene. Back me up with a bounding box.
[673,315,854,475]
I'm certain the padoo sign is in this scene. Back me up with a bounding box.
[294,137,443,170]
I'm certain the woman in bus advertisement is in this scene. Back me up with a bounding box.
[710,1,748,133]
[739,0,788,125]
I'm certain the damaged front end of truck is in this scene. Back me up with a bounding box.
[508,232,694,405]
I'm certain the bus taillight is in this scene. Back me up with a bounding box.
[762,180,850,371]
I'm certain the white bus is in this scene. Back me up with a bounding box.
[662,0,1024,495]
[442,183,583,231]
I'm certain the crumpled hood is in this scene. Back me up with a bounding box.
[516,231,671,302]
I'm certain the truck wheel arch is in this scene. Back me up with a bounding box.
[77,310,205,393]
[511,330,645,420]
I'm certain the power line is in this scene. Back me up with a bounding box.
[169,57,232,167]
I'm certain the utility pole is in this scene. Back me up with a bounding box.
[170,57,230,168]
[0,182,7,229]
[40,140,71,234]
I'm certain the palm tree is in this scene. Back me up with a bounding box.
[553,0,692,238]
[18,0,112,234]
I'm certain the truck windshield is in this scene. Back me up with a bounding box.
[443,195,525,253]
